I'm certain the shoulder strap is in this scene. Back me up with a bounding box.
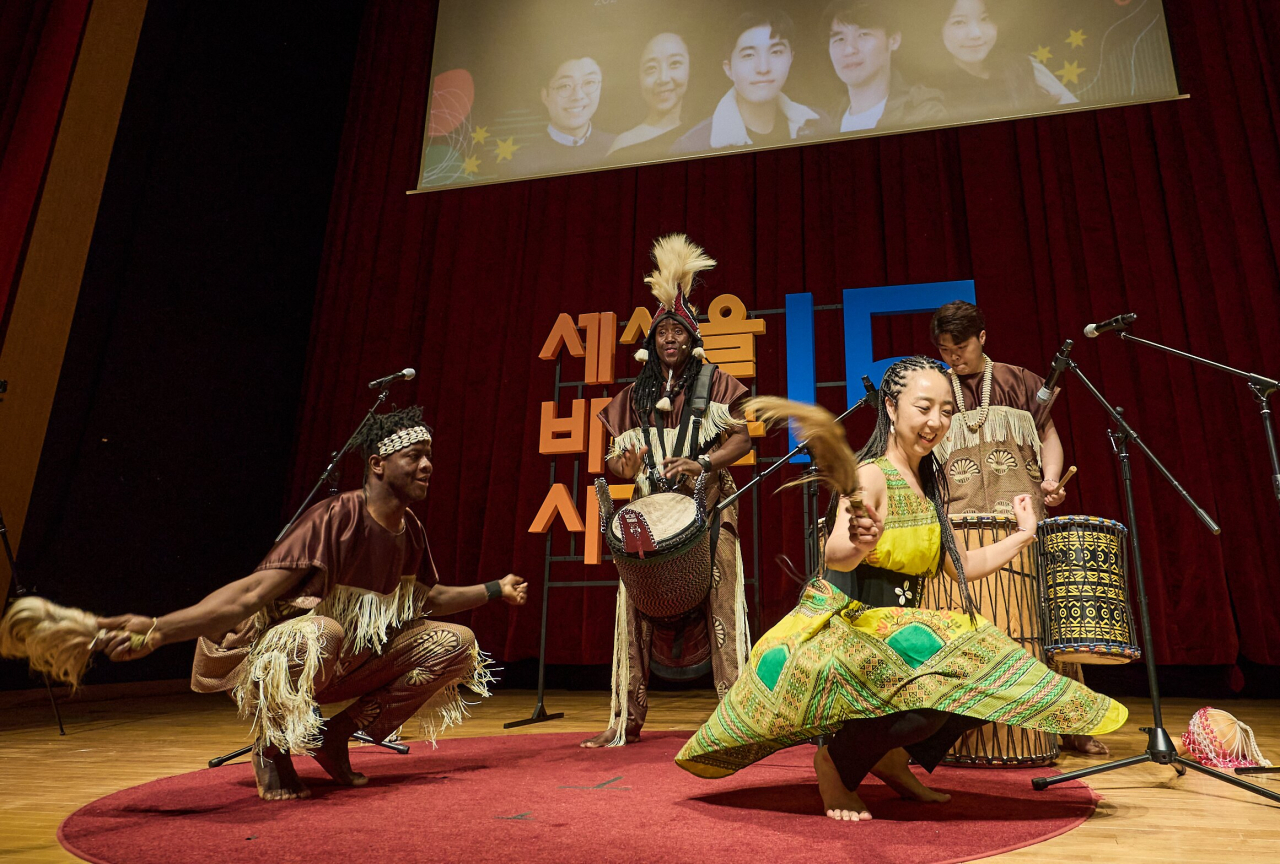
[673,363,718,459]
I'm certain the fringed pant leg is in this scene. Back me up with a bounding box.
[705,523,747,699]
[316,619,479,744]
[233,615,346,754]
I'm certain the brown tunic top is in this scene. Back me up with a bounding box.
[953,362,1054,433]
[599,365,748,527]
[191,490,438,692]
[941,362,1055,520]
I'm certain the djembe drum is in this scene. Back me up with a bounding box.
[921,514,1059,767]
[595,476,720,680]
[1039,516,1141,665]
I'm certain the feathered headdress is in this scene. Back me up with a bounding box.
[742,397,862,505]
[633,234,716,365]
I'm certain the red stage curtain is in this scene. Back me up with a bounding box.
[0,0,92,345]
[293,0,1280,668]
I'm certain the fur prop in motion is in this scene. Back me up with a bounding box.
[0,596,139,689]
[743,397,863,508]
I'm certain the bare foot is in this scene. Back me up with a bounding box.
[1062,734,1109,756]
[312,719,368,787]
[579,727,638,748]
[870,747,951,804]
[253,746,311,801]
[814,745,872,821]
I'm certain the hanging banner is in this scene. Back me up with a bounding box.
[416,0,1181,190]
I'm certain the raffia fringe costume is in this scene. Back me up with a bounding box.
[191,489,493,753]
[595,233,751,745]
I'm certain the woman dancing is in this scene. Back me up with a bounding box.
[675,356,1126,821]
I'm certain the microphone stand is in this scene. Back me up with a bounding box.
[208,383,410,767]
[0,378,65,734]
[1115,331,1280,513]
[276,386,391,543]
[718,377,878,572]
[1030,360,1280,804]
[2,508,66,735]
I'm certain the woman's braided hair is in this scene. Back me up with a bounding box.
[829,355,975,614]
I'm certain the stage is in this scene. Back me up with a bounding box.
[2,688,1277,863]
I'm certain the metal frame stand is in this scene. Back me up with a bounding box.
[1,378,65,734]
[1030,361,1280,805]
[2,505,66,735]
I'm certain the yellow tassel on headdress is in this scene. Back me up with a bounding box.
[743,397,861,502]
[644,234,716,315]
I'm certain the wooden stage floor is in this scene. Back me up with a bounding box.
[2,688,1278,863]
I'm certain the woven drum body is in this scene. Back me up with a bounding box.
[607,493,712,621]
[1039,515,1141,665]
[922,514,1059,768]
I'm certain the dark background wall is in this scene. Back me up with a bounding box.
[6,0,1280,703]
[4,1,365,688]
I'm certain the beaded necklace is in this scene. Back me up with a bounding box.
[951,354,993,432]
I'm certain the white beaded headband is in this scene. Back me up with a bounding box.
[377,425,432,457]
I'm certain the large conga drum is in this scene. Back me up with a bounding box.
[921,514,1059,767]
[595,477,717,681]
[1039,516,1141,665]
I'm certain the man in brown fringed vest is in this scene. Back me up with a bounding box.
[96,407,528,799]
[930,301,1107,756]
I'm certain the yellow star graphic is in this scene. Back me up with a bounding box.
[1033,45,1052,64]
[470,126,490,145]
[494,137,520,163]
[1055,61,1085,85]
[1066,29,1087,49]
[462,155,481,176]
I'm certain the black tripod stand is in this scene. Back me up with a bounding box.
[1030,360,1280,804]
[208,383,411,767]
[1,378,66,734]
[2,506,66,735]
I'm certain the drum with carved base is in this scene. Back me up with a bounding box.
[922,514,1060,767]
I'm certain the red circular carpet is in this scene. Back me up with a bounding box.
[59,731,1096,864]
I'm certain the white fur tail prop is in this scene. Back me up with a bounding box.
[0,596,105,689]
[644,234,716,312]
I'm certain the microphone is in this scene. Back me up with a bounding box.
[862,375,876,397]
[367,368,416,390]
[1035,340,1074,404]
[1084,313,1137,338]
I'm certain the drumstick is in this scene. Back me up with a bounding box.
[1050,466,1077,496]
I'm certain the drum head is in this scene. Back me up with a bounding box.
[611,493,698,543]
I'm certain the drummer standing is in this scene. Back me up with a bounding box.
[582,235,752,748]
[930,300,1107,755]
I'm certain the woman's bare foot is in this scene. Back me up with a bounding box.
[253,746,311,801]
[814,745,872,821]
[1062,734,1109,755]
[579,727,638,748]
[312,719,368,787]
[870,747,951,803]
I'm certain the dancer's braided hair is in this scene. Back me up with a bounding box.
[829,355,975,614]
[631,323,703,417]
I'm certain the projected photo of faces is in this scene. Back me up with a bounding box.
[419,0,1179,190]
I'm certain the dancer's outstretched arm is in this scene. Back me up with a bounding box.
[942,494,1037,582]
[95,567,308,661]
